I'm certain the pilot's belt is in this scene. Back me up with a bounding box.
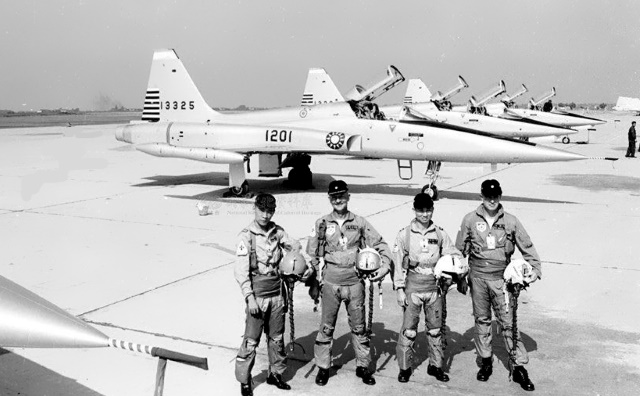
[325,260,356,268]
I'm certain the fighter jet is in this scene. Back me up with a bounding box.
[302,72,580,197]
[482,86,607,143]
[116,49,593,199]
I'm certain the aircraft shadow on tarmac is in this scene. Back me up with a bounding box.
[0,348,103,396]
[137,171,577,205]
[550,173,640,194]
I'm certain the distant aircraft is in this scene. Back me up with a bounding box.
[482,86,607,143]
[305,73,577,197]
[613,96,640,115]
[116,49,593,198]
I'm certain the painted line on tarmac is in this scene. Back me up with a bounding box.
[79,260,235,317]
[545,260,640,272]
[17,209,219,232]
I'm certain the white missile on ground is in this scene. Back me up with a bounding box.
[0,275,108,348]
[0,274,209,373]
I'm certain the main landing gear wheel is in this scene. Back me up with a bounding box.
[562,136,570,144]
[287,166,314,190]
[224,181,250,198]
[422,184,439,201]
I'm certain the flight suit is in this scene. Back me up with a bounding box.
[455,205,541,365]
[234,220,297,384]
[393,220,462,370]
[627,124,637,157]
[306,211,392,370]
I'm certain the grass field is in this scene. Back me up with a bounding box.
[0,111,141,129]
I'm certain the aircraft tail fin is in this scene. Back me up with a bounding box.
[613,96,640,112]
[403,79,432,104]
[142,49,220,123]
[300,68,345,105]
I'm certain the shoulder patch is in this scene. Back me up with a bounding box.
[310,227,316,237]
[236,240,248,256]
[392,244,399,253]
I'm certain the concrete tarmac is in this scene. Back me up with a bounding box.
[0,112,639,395]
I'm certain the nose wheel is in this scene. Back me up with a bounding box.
[422,160,441,200]
[421,184,439,200]
[561,136,570,144]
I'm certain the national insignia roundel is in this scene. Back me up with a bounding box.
[325,132,345,150]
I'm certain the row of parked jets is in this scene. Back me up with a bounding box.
[115,49,611,199]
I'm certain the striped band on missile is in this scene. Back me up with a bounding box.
[108,338,209,370]
[109,338,154,355]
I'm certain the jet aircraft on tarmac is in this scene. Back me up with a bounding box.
[481,86,607,143]
[116,49,596,198]
[302,72,578,197]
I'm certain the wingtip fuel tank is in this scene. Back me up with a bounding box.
[0,275,109,348]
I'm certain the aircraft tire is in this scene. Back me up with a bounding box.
[227,181,249,197]
[422,184,439,201]
[288,166,313,190]
[562,136,570,144]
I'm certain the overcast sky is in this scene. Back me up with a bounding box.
[2,0,639,111]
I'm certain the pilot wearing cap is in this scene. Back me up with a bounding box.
[234,193,300,395]
[393,193,462,384]
[455,179,540,391]
[307,180,392,387]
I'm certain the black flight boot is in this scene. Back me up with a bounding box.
[398,367,412,383]
[266,373,291,390]
[355,366,376,385]
[513,365,535,391]
[240,382,252,396]
[477,357,493,382]
[427,364,450,382]
[315,367,330,386]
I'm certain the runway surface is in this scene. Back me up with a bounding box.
[0,112,639,395]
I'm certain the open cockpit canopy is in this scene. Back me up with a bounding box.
[431,76,469,102]
[469,80,506,108]
[344,65,405,102]
[529,88,556,108]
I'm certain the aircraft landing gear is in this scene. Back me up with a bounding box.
[282,153,314,190]
[422,184,439,201]
[287,165,314,190]
[422,160,442,200]
[562,136,570,144]
[223,181,251,198]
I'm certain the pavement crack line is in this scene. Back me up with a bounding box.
[15,209,218,232]
[79,260,235,317]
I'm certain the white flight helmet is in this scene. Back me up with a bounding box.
[434,255,469,279]
[503,259,533,285]
[356,247,381,274]
[279,250,307,278]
